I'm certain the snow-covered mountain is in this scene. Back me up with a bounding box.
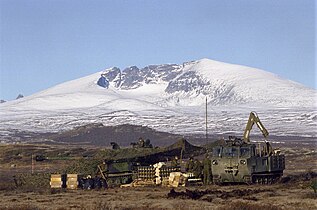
[0,58,316,141]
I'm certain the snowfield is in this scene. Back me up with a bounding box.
[0,58,316,141]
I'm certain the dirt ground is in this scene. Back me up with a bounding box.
[0,182,316,210]
[0,140,316,210]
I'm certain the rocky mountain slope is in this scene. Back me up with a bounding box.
[0,58,316,142]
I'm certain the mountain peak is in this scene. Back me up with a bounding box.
[2,58,314,107]
[0,58,316,140]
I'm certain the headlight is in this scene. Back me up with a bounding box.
[240,160,246,165]
[212,160,218,165]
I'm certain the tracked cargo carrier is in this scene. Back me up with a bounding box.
[211,112,285,184]
[97,160,137,187]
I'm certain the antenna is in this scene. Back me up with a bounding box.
[31,154,34,174]
[205,97,208,149]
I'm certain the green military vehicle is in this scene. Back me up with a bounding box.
[211,112,285,184]
[97,159,138,187]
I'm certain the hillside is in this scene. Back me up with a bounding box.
[0,58,316,142]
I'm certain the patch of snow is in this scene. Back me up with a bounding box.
[0,58,316,139]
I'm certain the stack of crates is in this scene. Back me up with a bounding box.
[50,174,62,189]
[137,165,180,184]
[66,174,78,189]
[157,166,180,185]
[159,166,179,179]
[50,174,78,189]
[137,166,155,181]
[169,172,184,187]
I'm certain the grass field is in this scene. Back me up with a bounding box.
[0,140,316,210]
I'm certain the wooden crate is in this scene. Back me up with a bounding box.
[66,174,78,189]
[50,174,62,189]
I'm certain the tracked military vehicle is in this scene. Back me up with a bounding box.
[95,138,202,187]
[97,159,138,187]
[211,112,285,184]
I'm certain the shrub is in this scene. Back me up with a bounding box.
[13,173,50,192]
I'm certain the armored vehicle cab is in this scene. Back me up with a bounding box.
[211,112,285,184]
[212,136,285,184]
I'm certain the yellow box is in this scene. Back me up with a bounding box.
[50,174,62,188]
[66,174,78,189]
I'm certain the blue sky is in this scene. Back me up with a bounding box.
[0,0,315,100]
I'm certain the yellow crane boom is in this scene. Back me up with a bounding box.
[243,112,269,143]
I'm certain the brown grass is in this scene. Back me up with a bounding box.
[0,204,40,210]
[0,143,316,210]
[218,201,281,210]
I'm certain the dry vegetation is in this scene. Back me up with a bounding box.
[0,140,316,210]
[0,183,316,210]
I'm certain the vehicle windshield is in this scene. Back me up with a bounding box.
[222,147,238,157]
[240,147,250,157]
[212,147,222,157]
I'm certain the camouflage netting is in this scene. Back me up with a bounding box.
[13,173,50,190]
[64,158,101,176]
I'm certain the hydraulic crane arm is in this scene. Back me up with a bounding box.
[243,112,269,143]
